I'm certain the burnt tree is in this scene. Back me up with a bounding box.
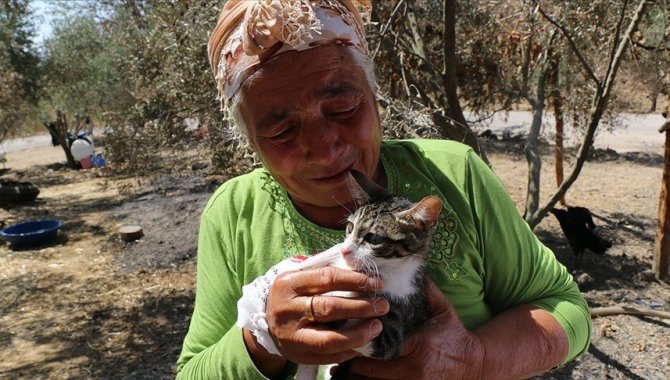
[655,72,670,282]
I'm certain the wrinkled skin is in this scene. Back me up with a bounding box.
[239,45,392,370]
[265,266,390,365]
[239,45,383,229]
[337,281,485,380]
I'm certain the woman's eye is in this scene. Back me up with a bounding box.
[328,104,358,119]
[332,107,355,117]
[269,126,296,142]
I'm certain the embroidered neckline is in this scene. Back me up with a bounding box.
[260,140,467,282]
[266,144,396,256]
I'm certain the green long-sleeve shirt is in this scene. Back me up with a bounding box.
[176,139,591,379]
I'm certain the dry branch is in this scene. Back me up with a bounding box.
[536,5,601,87]
[633,40,670,51]
[591,306,670,320]
[604,0,630,84]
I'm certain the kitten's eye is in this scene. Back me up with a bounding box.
[346,222,353,234]
[364,233,385,245]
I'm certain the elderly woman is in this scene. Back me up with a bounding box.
[176,1,591,379]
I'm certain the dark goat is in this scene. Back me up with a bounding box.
[550,206,612,257]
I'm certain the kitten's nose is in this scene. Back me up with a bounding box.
[340,246,352,257]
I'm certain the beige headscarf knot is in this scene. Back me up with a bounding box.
[243,0,321,55]
[208,0,371,108]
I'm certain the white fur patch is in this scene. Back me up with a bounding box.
[335,236,422,299]
[377,256,423,299]
[354,341,374,356]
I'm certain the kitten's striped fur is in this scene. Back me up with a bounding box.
[296,171,442,380]
[337,170,442,360]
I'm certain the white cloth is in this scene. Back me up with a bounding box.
[236,243,344,355]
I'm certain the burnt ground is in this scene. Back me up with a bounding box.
[0,138,668,379]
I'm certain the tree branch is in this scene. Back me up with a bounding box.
[604,0,629,87]
[632,40,670,51]
[520,10,534,96]
[527,0,649,228]
[591,305,670,320]
[442,0,470,131]
[406,3,427,61]
[372,0,405,58]
[602,0,648,106]
[536,4,601,88]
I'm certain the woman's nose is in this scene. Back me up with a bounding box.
[300,113,341,161]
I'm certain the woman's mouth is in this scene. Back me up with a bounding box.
[314,165,353,182]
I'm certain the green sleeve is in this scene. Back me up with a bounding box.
[175,208,269,379]
[465,150,591,363]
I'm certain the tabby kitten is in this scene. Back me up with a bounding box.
[295,170,442,380]
[329,170,442,377]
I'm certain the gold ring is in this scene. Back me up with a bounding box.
[304,296,316,322]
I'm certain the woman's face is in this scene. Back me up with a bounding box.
[239,46,382,210]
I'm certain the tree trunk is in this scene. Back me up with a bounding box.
[431,111,490,163]
[523,97,544,221]
[650,93,658,113]
[654,70,670,282]
[441,0,490,166]
[125,0,147,29]
[442,0,467,130]
[407,8,427,64]
[550,57,566,206]
[523,60,549,221]
[655,131,670,281]
[55,110,78,169]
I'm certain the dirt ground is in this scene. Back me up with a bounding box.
[0,128,668,379]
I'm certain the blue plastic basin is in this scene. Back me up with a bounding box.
[1,219,63,248]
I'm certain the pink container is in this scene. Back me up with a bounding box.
[80,156,93,169]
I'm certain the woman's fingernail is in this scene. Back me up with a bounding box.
[369,276,383,289]
[370,320,383,338]
[375,298,389,314]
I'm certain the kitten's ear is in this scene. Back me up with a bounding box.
[402,195,443,229]
[349,169,391,203]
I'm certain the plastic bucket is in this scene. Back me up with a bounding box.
[80,156,93,169]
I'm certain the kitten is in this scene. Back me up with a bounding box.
[296,170,442,380]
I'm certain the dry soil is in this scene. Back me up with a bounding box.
[0,125,668,379]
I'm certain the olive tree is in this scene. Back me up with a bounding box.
[0,0,40,141]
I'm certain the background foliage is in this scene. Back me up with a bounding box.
[1,0,669,219]
[0,0,40,140]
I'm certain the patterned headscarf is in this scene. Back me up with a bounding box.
[208,0,371,108]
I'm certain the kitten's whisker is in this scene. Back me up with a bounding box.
[332,196,352,214]
[362,257,379,277]
[363,258,381,297]
[346,179,363,210]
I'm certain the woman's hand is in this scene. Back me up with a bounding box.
[265,266,390,365]
[340,280,484,380]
